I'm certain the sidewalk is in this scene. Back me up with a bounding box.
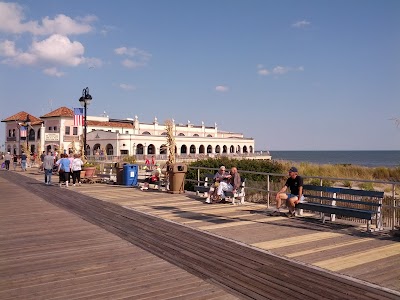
[2,169,400,299]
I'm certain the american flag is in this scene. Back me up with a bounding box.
[20,126,27,137]
[74,108,84,126]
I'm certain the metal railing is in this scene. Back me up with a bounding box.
[188,166,400,230]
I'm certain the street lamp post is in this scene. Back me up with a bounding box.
[20,115,31,154]
[78,87,92,156]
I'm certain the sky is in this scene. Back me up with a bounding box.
[0,0,399,151]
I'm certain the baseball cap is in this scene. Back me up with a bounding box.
[289,167,298,173]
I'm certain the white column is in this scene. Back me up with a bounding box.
[40,124,45,153]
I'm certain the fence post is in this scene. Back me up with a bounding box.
[267,174,270,208]
[392,183,396,230]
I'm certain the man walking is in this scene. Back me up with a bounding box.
[43,151,54,185]
[273,167,304,218]
[4,152,12,170]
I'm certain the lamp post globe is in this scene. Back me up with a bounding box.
[78,87,92,156]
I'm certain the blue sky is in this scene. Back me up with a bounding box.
[0,0,399,151]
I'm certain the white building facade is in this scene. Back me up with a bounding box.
[3,107,255,159]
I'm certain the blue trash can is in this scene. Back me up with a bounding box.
[123,164,138,186]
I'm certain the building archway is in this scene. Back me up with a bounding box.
[243,146,248,153]
[215,145,221,153]
[93,143,101,155]
[199,145,205,154]
[178,133,185,136]
[160,144,167,154]
[249,146,253,153]
[223,145,228,153]
[181,144,187,154]
[28,129,35,141]
[207,145,212,153]
[106,144,113,155]
[37,129,41,140]
[147,144,155,155]
[142,131,151,135]
[230,145,235,153]
[190,144,196,154]
[136,144,144,155]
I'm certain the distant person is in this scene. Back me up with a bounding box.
[57,154,71,187]
[272,166,304,218]
[4,152,11,170]
[151,155,156,170]
[12,154,18,171]
[144,155,150,170]
[215,167,241,202]
[20,152,27,171]
[71,154,84,186]
[43,151,54,185]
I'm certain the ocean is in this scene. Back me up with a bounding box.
[265,151,400,168]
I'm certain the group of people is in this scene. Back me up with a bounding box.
[3,151,28,171]
[204,164,304,218]
[40,151,84,187]
[205,165,242,204]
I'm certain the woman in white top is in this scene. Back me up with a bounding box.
[71,154,84,186]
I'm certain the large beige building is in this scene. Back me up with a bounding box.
[2,107,256,159]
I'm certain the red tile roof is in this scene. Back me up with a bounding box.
[40,106,74,118]
[1,111,43,125]
[87,120,134,128]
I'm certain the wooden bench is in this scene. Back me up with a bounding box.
[296,184,384,231]
[194,173,246,205]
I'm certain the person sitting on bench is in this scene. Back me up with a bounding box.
[273,166,304,218]
[140,163,161,190]
[206,166,228,203]
[215,167,241,202]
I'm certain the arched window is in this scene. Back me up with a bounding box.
[160,144,167,154]
[12,129,15,137]
[199,145,205,154]
[230,145,235,153]
[193,134,199,137]
[190,144,196,154]
[93,144,101,155]
[142,131,151,135]
[207,134,212,137]
[136,144,144,155]
[106,144,113,155]
[37,128,41,139]
[222,145,228,153]
[161,132,167,136]
[8,130,11,137]
[178,133,185,136]
[147,144,155,155]
[249,146,253,153]
[181,145,187,154]
[215,145,220,153]
[207,145,212,153]
[243,146,248,153]
[237,145,241,153]
[28,129,35,141]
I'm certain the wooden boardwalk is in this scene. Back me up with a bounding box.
[1,170,400,299]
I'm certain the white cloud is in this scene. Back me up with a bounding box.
[215,85,229,92]
[292,20,311,28]
[115,47,151,68]
[272,66,289,75]
[258,69,270,76]
[0,2,95,36]
[257,65,304,76]
[43,67,65,77]
[119,83,136,91]
[0,35,86,67]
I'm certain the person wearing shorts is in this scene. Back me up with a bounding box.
[272,167,304,218]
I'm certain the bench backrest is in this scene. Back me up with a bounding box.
[302,184,384,210]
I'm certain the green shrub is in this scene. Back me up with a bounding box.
[342,180,352,188]
[122,155,136,164]
[322,180,335,187]
[307,178,321,186]
[359,182,374,191]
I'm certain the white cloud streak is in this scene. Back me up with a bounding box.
[43,67,65,77]
[115,47,151,68]
[119,83,136,91]
[292,20,311,28]
[257,64,304,76]
[215,85,229,92]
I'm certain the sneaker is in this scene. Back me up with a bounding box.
[78,182,81,186]
[270,211,281,216]
[205,197,211,204]
[286,212,296,218]
[59,183,62,187]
